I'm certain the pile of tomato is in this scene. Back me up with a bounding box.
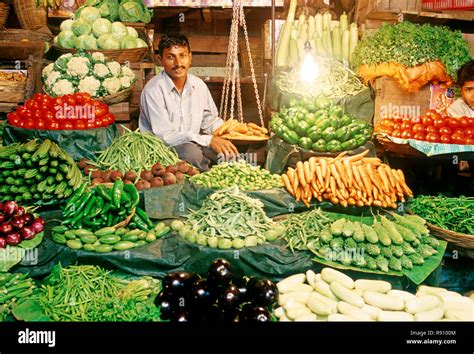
[375,111,474,145]
[6,93,115,130]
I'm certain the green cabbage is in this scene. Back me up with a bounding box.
[77,6,101,22]
[126,26,138,38]
[71,18,92,37]
[136,38,147,48]
[76,34,98,49]
[57,30,77,49]
[98,0,120,21]
[120,35,138,49]
[97,34,120,50]
[111,22,128,38]
[60,19,74,32]
[119,0,152,23]
[92,18,112,37]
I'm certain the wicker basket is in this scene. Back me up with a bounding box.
[97,85,134,105]
[0,28,53,42]
[0,2,9,28]
[425,223,474,258]
[52,45,148,64]
[0,79,27,103]
[13,0,47,30]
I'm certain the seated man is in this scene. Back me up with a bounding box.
[139,33,238,171]
[448,60,474,118]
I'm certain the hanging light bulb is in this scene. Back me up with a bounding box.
[300,41,319,83]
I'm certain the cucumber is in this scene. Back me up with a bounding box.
[134,240,147,247]
[64,231,77,240]
[66,239,82,250]
[79,234,98,244]
[95,244,113,253]
[94,227,116,237]
[99,235,121,245]
[155,226,171,238]
[52,233,67,244]
[122,234,138,242]
[52,225,69,233]
[113,241,136,251]
[73,229,94,237]
[115,228,128,236]
[83,244,96,252]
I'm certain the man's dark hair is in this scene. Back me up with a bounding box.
[457,60,474,87]
[157,33,190,56]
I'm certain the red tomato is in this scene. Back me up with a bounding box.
[39,104,51,113]
[86,121,96,129]
[392,123,402,131]
[43,111,54,121]
[446,118,460,129]
[92,100,102,107]
[426,110,441,120]
[465,137,474,145]
[103,113,114,126]
[16,120,25,128]
[433,118,445,129]
[60,120,74,130]
[16,106,28,118]
[46,121,60,130]
[74,120,86,130]
[411,116,422,125]
[23,119,35,129]
[33,93,45,102]
[53,96,64,107]
[81,92,92,102]
[36,119,46,130]
[412,124,425,134]
[453,128,464,135]
[464,127,474,138]
[391,130,402,138]
[7,112,20,125]
[451,133,465,145]
[440,134,451,144]
[393,116,403,124]
[401,130,413,139]
[413,132,426,141]
[458,117,469,128]
[94,105,107,118]
[439,126,452,136]
[25,99,35,110]
[422,117,434,127]
[401,122,412,131]
[426,132,440,143]
[425,125,437,134]
[468,118,474,127]
[33,110,43,121]
[24,110,33,121]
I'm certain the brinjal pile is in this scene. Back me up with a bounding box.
[155,258,278,322]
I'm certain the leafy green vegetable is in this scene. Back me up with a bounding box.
[77,6,101,22]
[92,18,112,37]
[76,34,98,49]
[98,0,120,21]
[97,33,120,50]
[352,21,471,80]
[57,30,77,49]
[119,0,153,23]
[71,18,92,36]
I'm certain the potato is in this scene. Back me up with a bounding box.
[286,306,312,320]
[361,304,382,320]
[416,285,448,296]
[279,291,312,306]
[355,279,391,293]
[306,270,317,287]
[322,268,354,289]
[363,291,404,311]
[307,292,338,316]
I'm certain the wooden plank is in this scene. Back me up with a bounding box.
[154,34,230,53]
[202,9,212,22]
[191,53,228,67]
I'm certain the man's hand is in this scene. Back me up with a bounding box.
[210,136,239,157]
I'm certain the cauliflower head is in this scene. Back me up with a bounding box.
[78,76,101,97]
[103,77,121,95]
[119,75,134,89]
[52,79,75,97]
[42,63,55,79]
[106,61,121,77]
[44,71,62,88]
[93,63,110,78]
[120,65,135,78]
[91,52,106,63]
[67,57,90,78]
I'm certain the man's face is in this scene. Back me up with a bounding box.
[159,45,192,82]
[461,80,474,109]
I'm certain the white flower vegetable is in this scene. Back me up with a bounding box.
[91,52,106,63]
[52,79,75,96]
[78,76,101,97]
[93,63,110,78]
[103,77,121,95]
[66,57,90,78]
[120,66,135,78]
[44,71,62,88]
[106,61,121,77]
[42,63,55,78]
[120,75,133,89]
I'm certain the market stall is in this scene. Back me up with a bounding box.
[0,0,472,328]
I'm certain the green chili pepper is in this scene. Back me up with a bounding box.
[112,179,124,209]
[135,207,153,229]
[124,184,139,208]
[132,214,149,231]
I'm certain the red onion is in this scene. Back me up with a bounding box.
[16,207,26,216]
[31,218,44,233]
[0,237,6,248]
[0,215,5,224]
[6,232,21,246]
[2,201,18,217]
[0,222,13,235]
[10,216,25,230]
[22,213,34,225]
[20,226,36,240]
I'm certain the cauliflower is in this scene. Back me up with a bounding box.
[66,57,90,78]
[91,52,106,63]
[106,61,121,77]
[52,79,75,97]
[103,77,121,95]
[78,76,101,97]
[42,63,55,79]
[44,71,62,88]
[58,53,73,61]
[120,66,135,78]
[93,63,110,78]
[119,75,134,89]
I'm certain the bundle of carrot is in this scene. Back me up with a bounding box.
[281,150,413,208]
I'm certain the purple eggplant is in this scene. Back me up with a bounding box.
[22,213,34,225]
[252,279,278,307]
[219,284,241,309]
[15,207,25,216]
[208,258,233,286]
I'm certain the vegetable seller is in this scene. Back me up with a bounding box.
[448,60,474,118]
[139,33,238,171]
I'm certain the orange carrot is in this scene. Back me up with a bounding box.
[358,165,373,198]
[315,165,324,187]
[296,161,307,187]
[343,158,353,188]
[303,161,312,185]
[330,176,337,197]
[383,165,397,188]
[282,174,294,195]
[347,149,369,162]
[335,161,349,187]
[377,165,391,193]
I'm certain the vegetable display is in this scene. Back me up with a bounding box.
[271,97,372,152]
[314,214,440,273]
[38,264,161,321]
[61,180,152,231]
[42,52,136,98]
[410,195,474,235]
[92,126,180,175]
[276,7,359,67]
[275,268,473,321]
[212,119,269,141]
[0,201,44,248]
[0,273,35,321]
[0,139,83,204]
[190,160,283,191]
[281,151,412,208]
[375,111,474,145]
[79,159,199,190]
[7,93,114,130]
[75,0,153,24]
[273,58,366,99]
[175,186,286,249]
[279,208,332,253]
[55,16,148,50]
[155,258,278,322]
[51,222,170,252]
[352,22,471,89]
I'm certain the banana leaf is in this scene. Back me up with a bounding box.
[12,299,50,322]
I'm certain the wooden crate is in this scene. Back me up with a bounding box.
[356,0,421,23]
[373,77,431,125]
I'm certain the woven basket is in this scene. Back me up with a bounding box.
[425,223,474,258]
[13,0,46,30]
[97,85,134,105]
[52,45,148,64]
[113,207,136,229]
[0,2,9,28]
[0,79,27,103]
[0,28,53,42]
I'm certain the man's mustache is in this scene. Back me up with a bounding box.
[173,66,185,70]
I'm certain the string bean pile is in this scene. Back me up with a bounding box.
[274,57,366,99]
[94,127,179,174]
[410,195,474,235]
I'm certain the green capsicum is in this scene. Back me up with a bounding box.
[315,96,332,109]
[340,114,353,126]
[295,120,310,137]
[322,127,337,141]
[316,118,331,130]
[341,139,357,150]
[308,126,323,142]
[299,137,313,150]
[326,140,343,152]
[335,126,349,141]
[311,139,327,152]
[282,129,300,145]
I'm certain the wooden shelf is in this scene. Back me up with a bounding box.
[199,76,262,84]
[366,9,474,22]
